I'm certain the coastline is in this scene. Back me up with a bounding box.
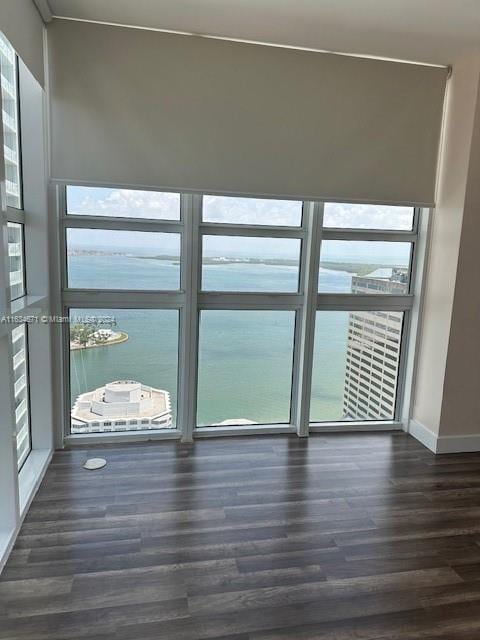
[70,331,129,351]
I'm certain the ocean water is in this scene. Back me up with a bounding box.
[69,256,374,426]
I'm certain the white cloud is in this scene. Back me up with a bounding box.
[323,203,413,230]
[68,187,180,219]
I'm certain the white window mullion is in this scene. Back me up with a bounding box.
[400,207,430,426]
[321,229,417,242]
[199,222,305,239]
[292,201,323,437]
[316,293,414,311]
[197,292,303,310]
[62,215,183,234]
[178,193,201,441]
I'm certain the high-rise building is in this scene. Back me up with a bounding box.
[342,268,407,420]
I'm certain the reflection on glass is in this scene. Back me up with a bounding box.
[323,203,414,230]
[203,195,302,226]
[318,241,411,294]
[197,310,295,426]
[67,186,180,220]
[69,309,179,434]
[66,228,181,290]
[12,324,31,468]
[7,222,25,300]
[310,310,403,422]
[0,33,21,209]
[202,236,301,292]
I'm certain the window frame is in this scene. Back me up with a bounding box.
[66,305,181,435]
[58,183,422,442]
[64,225,183,292]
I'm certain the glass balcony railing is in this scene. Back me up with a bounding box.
[8,242,21,256]
[1,74,15,98]
[13,349,25,369]
[2,109,16,131]
[14,374,26,397]
[15,397,27,423]
[4,144,17,164]
[6,179,19,195]
[0,37,15,63]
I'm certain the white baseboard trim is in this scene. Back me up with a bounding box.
[408,419,438,452]
[436,434,480,454]
[408,419,480,454]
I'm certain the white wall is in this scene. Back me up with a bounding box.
[0,0,45,87]
[410,51,480,452]
[439,67,480,438]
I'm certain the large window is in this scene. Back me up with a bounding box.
[203,195,302,226]
[318,241,412,294]
[323,203,414,231]
[310,310,404,422]
[69,308,178,434]
[197,311,295,426]
[61,189,419,437]
[66,228,181,290]
[201,235,301,292]
[66,186,180,220]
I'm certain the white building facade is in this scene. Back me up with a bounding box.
[71,380,173,433]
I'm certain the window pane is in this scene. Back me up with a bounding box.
[319,241,411,293]
[12,324,31,468]
[202,236,301,292]
[197,310,295,426]
[0,33,21,209]
[7,222,25,300]
[310,310,403,422]
[69,309,179,434]
[66,228,181,290]
[323,203,414,230]
[66,186,180,220]
[203,195,302,226]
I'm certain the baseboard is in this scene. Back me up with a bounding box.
[408,419,438,452]
[436,434,480,454]
[408,419,480,454]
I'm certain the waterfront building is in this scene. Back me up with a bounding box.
[342,269,408,420]
[71,380,173,433]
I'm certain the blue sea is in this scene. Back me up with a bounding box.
[69,256,377,426]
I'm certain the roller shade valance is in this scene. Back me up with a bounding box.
[48,19,447,205]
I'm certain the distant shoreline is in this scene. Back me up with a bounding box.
[68,249,393,275]
[70,331,129,351]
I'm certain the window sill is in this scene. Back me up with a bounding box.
[64,428,182,446]
[10,294,48,316]
[18,448,52,516]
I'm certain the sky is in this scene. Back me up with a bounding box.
[66,187,413,262]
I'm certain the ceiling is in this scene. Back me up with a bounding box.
[46,0,480,66]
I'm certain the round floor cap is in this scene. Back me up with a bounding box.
[83,458,107,470]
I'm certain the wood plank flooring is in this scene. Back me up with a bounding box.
[4,432,480,638]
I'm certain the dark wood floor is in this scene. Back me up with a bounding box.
[5,433,480,639]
